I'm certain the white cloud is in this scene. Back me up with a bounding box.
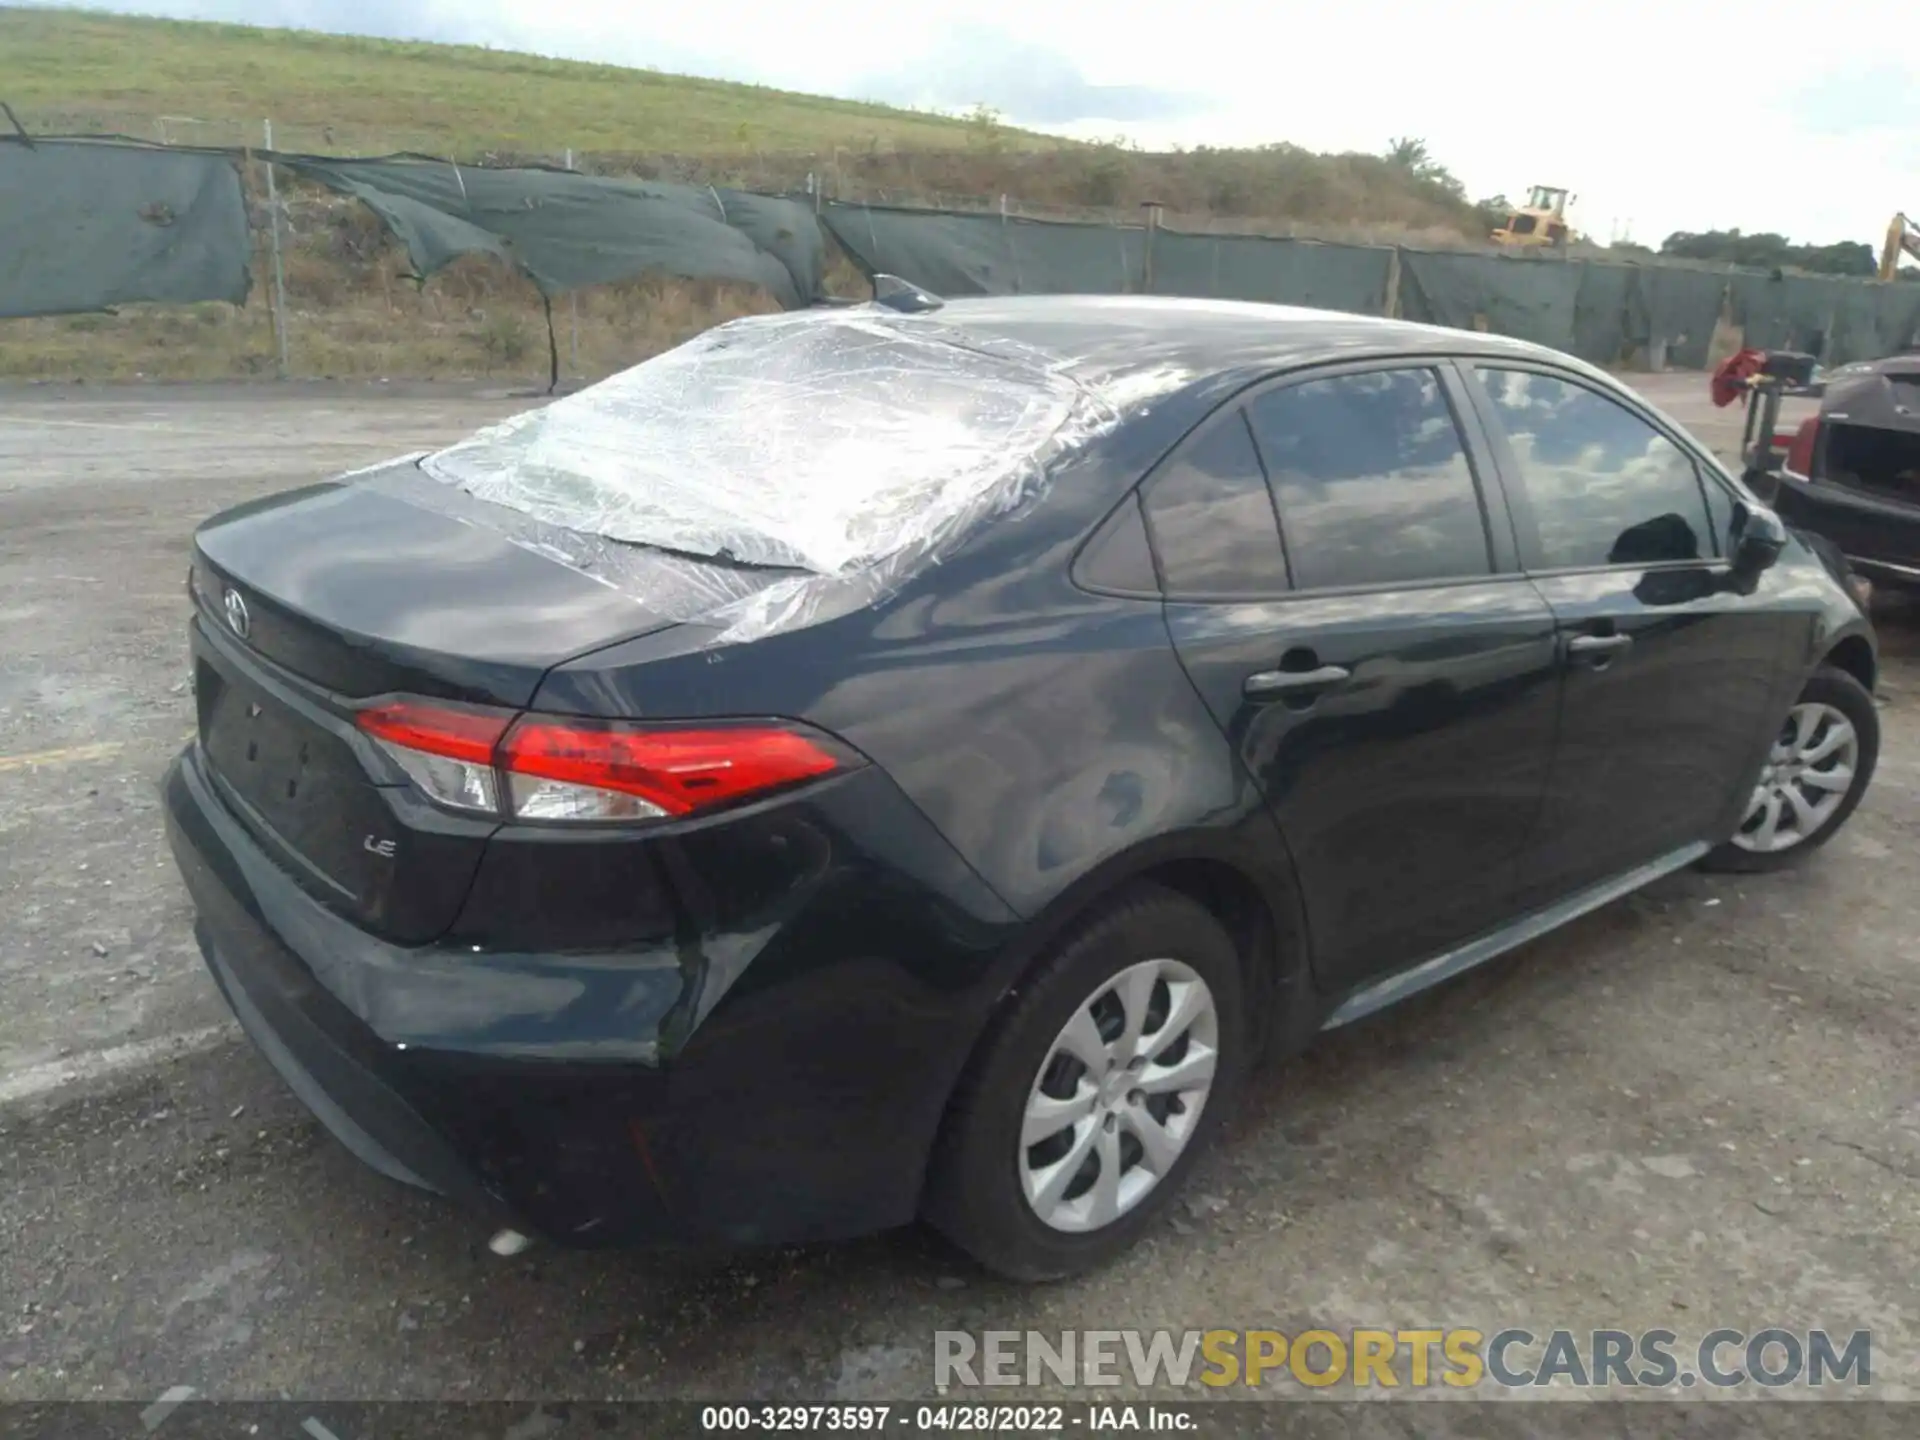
[32,0,1920,247]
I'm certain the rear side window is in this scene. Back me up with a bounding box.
[1476,368,1714,569]
[1075,493,1159,594]
[1142,415,1289,596]
[1244,368,1491,591]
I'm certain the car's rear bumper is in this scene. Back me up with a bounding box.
[193,914,500,1206]
[164,741,1020,1249]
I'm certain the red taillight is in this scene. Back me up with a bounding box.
[353,699,848,822]
[357,700,510,764]
[499,718,842,817]
[1784,417,1821,479]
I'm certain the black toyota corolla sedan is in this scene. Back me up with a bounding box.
[165,291,1879,1281]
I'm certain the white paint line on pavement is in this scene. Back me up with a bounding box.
[0,740,125,773]
[0,1025,231,1108]
[0,730,194,774]
[141,1385,198,1432]
[0,416,193,434]
[0,415,423,444]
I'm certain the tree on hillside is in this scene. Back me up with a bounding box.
[1659,228,1876,277]
[1472,194,1514,233]
[1386,137,1431,171]
[1383,136,1467,203]
[963,103,1008,154]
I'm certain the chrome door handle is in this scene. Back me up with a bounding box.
[1243,664,1352,699]
[1565,634,1633,657]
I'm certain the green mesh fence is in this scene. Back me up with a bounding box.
[8,138,1918,369]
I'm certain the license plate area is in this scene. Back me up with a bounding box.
[200,659,341,814]
[186,611,499,943]
[192,639,386,906]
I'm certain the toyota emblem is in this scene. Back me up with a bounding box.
[223,586,251,639]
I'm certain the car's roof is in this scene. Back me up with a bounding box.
[919,294,1590,392]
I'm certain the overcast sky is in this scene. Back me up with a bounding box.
[35,0,1919,251]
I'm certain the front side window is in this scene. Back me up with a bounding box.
[1476,368,1714,569]
[1244,368,1491,591]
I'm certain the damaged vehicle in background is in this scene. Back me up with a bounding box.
[165,287,1878,1282]
[1729,347,1920,593]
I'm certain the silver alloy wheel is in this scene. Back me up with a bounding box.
[1733,701,1859,854]
[1018,958,1219,1233]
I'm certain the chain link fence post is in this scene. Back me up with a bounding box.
[261,118,290,378]
[564,147,579,379]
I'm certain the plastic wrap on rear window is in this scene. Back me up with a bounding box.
[400,307,1189,643]
[426,311,1091,572]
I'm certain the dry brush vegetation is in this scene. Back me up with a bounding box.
[0,146,1492,386]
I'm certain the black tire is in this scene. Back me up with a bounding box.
[1699,665,1879,874]
[921,885,1248,1282]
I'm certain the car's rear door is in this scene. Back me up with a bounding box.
[1460,362,1792,906]
[1147,361,1563,992]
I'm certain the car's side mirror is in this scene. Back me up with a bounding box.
[1729,502,1788,583]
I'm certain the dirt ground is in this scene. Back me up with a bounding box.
[0,374,1914,1417]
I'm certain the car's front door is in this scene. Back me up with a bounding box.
[1462,363,1794,906]
[1147,362,1564,991]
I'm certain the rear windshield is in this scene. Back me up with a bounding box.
[421,310,1089,576]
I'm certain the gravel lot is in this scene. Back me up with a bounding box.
[0,375,1914,1414]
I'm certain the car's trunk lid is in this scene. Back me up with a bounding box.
[187,471,748,941]
[191,473,688,708]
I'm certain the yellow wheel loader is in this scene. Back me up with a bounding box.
[1492,185,1574,248]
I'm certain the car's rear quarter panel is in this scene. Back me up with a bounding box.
[533,418,1277,928]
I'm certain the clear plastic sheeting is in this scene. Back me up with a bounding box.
[408,307,1179,643]
[422,309,1101,576]
[357,461,779,622]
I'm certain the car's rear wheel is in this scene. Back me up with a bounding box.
[923,886,1247,1281]
[1701,665,1878,873]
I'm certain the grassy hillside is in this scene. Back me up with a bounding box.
[0,5,1037,155]
[1,6,1489,240]
[0,6,1498,382]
